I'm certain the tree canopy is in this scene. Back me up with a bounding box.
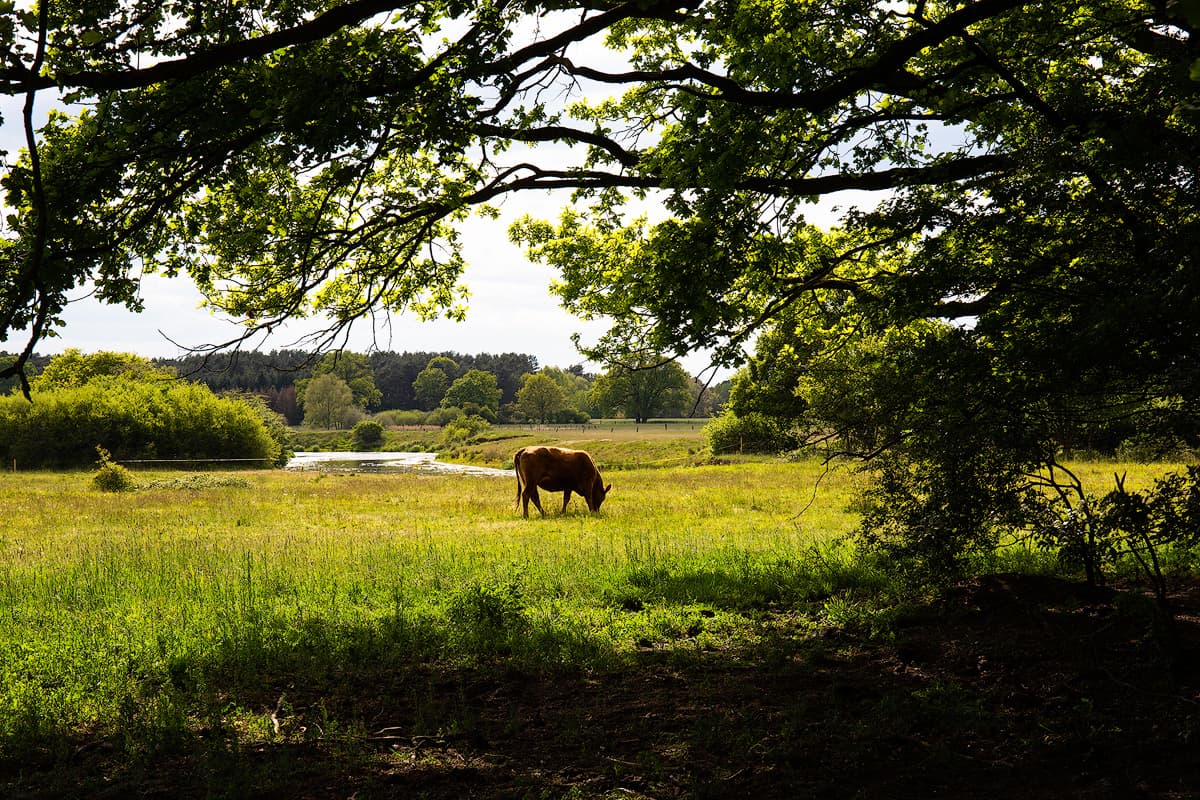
[29,348,175,391]
[412,364,451,411]
[516,372,568,423]
[300,372,355,428]
[296,350,381,409]
[442,369,503,414]
[0,1,1192,387]
[590,358,691,423]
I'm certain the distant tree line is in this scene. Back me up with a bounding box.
[158,350,543,424]
[3,349,730,430]
[161,349,730,428]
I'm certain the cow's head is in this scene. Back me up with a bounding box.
[587,478,612,512]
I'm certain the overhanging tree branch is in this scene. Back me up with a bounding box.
[1,0,411,94]
[547,0,1036,112]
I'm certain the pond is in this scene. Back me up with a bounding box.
[286,451,513,477]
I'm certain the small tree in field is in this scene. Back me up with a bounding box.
[92,447,137,492]
[590,359,691,423]
[442,370,502,415]
[301,374,355,428]
[296,351,382,409]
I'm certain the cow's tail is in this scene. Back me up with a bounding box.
[513,448,525,509]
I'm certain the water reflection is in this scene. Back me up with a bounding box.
[287,451,513,477]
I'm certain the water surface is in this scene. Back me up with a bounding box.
[287,451,513,477]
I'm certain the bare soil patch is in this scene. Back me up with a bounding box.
[6,574,1200,799]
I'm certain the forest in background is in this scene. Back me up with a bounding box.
[0,349,731,427]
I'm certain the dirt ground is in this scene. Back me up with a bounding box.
[6,574,1200,799]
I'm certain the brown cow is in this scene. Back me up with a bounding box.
[514,446,611,518]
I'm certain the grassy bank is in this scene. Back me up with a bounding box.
[441,422,713,470]
[2,458,1197,798]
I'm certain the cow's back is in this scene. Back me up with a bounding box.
[519,446,601,488]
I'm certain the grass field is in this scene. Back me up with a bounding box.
[0,457,870,780]
[2,444,1197,798]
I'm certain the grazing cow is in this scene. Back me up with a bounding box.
[514,446,611,518]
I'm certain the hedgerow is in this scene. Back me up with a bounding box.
[0,376,281,469]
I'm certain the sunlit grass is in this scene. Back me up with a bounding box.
[0,456,1185,763]
[0,462,863,594]
[1054,459,1187,494]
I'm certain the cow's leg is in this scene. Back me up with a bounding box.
[526,486,546,517]
[522,486,542,517]
[560,489,571,514]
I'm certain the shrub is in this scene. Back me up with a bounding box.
[441,414,491,446]
[92,447,137,492]
[704,411,799,454]
[0,377,282,469]
[224,391,292,466]
[553,408,591,424]
[856,448,1025,582]
[1028,466,1200,600]
[459,401,497,424]
[426,406,465,427]
[1115,432,1194,463]
[352,420,385,449]
[337,405,368,429]
[374,409,429,427]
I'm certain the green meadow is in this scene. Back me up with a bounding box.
[0,456,865,756]
[1,437,1194,797]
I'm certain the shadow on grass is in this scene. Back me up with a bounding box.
[4,574,1200,799]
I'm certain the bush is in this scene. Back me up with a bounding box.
[225,391,292,466]
[92,447,137,492]
[1028,466,1200,599]
[856,448,1027,582]
[426,406,465,427]
[352,420,385,449]
[459,401,497,424]
[704,411,799,454]
[1115,432,1194,463]
[441,414,491,446]
[374,409,429,427]
[553,408,591,424]
[0,377,282,469]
